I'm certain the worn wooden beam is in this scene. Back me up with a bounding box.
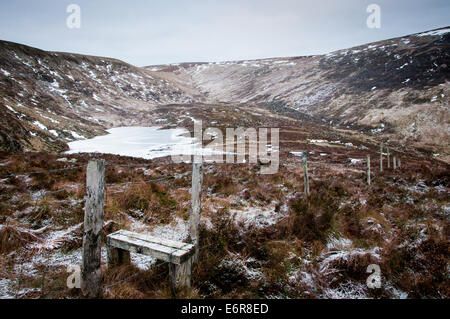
[81,159,105,298]
[107,230,195,265]
[123,231,193,250]
[189,160,203,261]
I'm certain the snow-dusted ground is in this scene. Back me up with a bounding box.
[0,221,188,297]
[230,204,287,229]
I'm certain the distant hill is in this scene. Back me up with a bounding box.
[146,27,450,159]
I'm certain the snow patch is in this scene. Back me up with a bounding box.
[416,28,450,37]
[1,69,11,76]
[349,158,363,165]
[33,121,48,131]
[230,204,286,229]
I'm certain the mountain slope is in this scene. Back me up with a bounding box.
[147,27,450,159]
[0,41,202,152]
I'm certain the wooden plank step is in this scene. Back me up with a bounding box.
[106,230,195,265]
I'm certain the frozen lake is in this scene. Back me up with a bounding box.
[66,126,199,160]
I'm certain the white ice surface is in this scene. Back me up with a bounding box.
[66,126,203,159]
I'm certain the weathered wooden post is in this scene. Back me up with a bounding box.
[81,159,105,298]
[398,158,401,168]
[169,158,202,296]
[367,154,371,186]
[380,144,383,172]
[387,147,390,169]
[169,258,192,295]
[189,159,203,262]
[302,152,310,196]
[393,156,397,170]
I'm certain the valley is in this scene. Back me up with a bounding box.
[0,26,449,299]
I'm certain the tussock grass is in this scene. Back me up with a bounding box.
[278,187,339,243]
[0,225,42,254]
[105,183,178,226]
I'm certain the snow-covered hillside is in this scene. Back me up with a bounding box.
[0,41,202,152]
[147,27,450,160]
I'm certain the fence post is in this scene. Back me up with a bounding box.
[302,152,310,196]
[81,159,105,298]
[367,154,371,185]
[387,147,390,169]
[393,156,396,170]
[189,159,203,262]
[380,144,383,172]
[398,158,401,168]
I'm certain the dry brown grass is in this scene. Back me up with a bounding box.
[102,265,147,299]
[381,228,449,298]
[0,225,42,254]
[105,183,178,226]
[0,145,448,299]
[277,186,339,243]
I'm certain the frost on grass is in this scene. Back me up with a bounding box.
[218,252,264,282]
[28,223,83,252]
[319,236,381,277]
[321,281,370,299]
[0,278,14,299]
[287,235,385,299]
[148,217,189,242]
[230,203,287,230]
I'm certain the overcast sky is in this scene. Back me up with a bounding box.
[0,0,449,66]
